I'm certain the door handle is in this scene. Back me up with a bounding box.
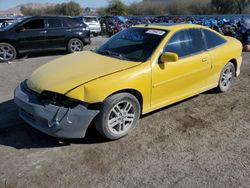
[40,30,47,34]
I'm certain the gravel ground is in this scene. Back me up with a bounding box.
[0,36,250,188]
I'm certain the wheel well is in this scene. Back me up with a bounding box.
[229,58,237,76]
[67,37,84,45]
[109,89,143,111]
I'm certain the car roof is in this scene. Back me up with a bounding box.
[134,23,206,31]
[83,16,97,18]
[26,16,74,19]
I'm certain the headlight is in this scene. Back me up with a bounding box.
[39,91,81,108]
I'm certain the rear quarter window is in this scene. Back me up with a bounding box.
[64,18,82,27]
[203,29,227,49]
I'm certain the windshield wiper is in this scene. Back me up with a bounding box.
[108,51,130,61]
[97,50,130,61]
[97,50,112,56]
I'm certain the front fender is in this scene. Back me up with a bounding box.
[66,62,151,113]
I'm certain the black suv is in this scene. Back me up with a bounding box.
[0,16,91,62]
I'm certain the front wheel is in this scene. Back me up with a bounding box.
[67,38,84,53]
[217,62,235,92]
[95,93,141,140]
[0,43,17,62]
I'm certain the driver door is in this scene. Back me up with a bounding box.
[16,18,47,52]
[151,28,212,108]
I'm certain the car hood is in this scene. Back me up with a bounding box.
[27,51,141,94]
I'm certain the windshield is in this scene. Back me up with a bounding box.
[95,27,168,62]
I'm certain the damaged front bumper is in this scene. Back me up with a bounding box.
[14,83,99,139]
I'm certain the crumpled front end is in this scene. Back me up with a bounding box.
[14,81,99,139]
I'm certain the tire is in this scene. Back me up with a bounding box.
[216,62,235,92]
[0,43,17,62]
[95,93,141,140]
[67,38,84,53]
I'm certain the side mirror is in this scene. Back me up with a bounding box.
[160,52,179,63]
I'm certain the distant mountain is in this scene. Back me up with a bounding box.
[1,2,55,15]
[143,0,176,3]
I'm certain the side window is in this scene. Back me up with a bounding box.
[62,20,70,28]
[164,30,191,58]
[188,29,206,54]
[164,29,205,58]
[203,29,227,49]
[22,19,44,30]
[47,19,62,28]
[65,18,81,27]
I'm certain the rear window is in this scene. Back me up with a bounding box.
[84,17,98,22]
[203,29,227,49]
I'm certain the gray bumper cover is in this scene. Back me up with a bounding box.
[14,84,99,139]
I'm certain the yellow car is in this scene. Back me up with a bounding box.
[14,24,242,140]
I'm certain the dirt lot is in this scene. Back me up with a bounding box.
[0,36,250,188]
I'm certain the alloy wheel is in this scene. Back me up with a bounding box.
[220,65,234,89]
[107,101,136,135]
[0,45,14,61]
[70,41,82,52]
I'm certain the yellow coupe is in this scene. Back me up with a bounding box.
[14,24,242,140]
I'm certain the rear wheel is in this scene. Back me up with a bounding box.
[67,38,83,53]
[217,62,235,92]
[95,93,141,140]
[0,43,16,62]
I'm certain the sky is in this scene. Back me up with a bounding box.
[0,0,142,10]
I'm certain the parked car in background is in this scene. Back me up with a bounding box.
[14,24,242,140]
[99,16,128,37]
[0,17,29,29]
[127,17,151,26]
[0,16,91,62]
[0,18,15,29]
[83,16,101,37]
[99,16,115,36]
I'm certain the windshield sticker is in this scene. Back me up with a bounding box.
[146,30,165,36]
